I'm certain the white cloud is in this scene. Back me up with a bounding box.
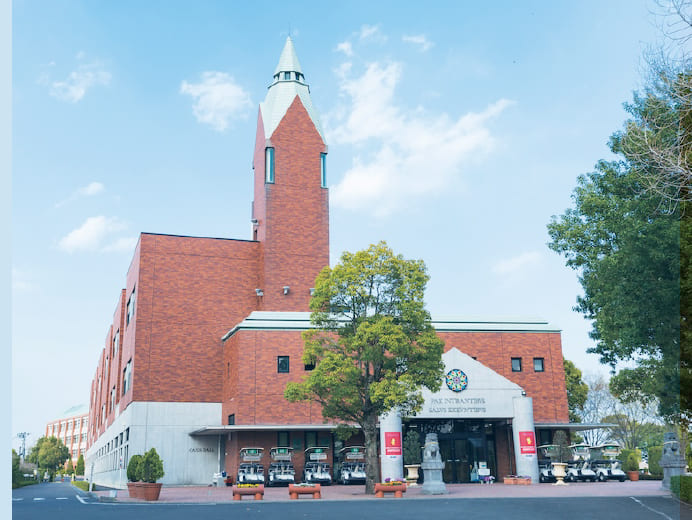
[180,71,252,132]
[492,251,542,276]
[336,41,353,56]
[58,216,128,253]
[55,181,105,208]
[359,24,387,43]
[328,61,514,216]
[402,34,434,52]
[47,62,111,103]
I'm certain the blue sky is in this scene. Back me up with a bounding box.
[11,0,664,451]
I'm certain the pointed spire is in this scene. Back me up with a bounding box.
[274,36,303,78]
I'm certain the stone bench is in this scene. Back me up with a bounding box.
[232,484,264,500]
[374,482,407,498]
[288,483,321,499]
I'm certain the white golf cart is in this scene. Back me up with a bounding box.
[590,444,626,482]
[337,446,366,485]
[302,447,332,485]
[564,444,597,482]
[537,444,558,483]
[236,447,265,484]
[267,447,295,487]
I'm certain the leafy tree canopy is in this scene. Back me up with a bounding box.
[563,358,588,423]
[285,241,444,493]
[27,436,70,472]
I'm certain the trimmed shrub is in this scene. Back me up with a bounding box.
[647,446,663,477]
[403,430,421,466]
[672,475,692,502]
[140,448,164,483]
[127,454,143,482]
[618,449,640,471]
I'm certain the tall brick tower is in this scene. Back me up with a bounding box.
[252,37,329,311]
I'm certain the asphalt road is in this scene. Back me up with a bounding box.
[12,482,692,520]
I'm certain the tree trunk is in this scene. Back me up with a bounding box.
[363,416,380,495]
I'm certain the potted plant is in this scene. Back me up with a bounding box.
[624,452,640,481]
[126,454,143,498]
[139,448,165,501]
[403,430,421,485]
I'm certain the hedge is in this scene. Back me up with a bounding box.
[647,446,663,478]
[670,475,692,503]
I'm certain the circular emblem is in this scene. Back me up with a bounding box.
[445,369,468,392]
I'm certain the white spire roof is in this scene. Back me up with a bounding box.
[260,37,325,143]
[273,36,303,76]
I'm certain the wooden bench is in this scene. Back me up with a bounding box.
[232,484,264,500]
[288,483,321,499]
[374,482,406,498]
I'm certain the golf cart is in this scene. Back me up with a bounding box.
[267,447,295,487]
[564,444,597,482]
[236,447,265,484]
[337,446,366,485]
[590,444,626,482]
[302,447,332,485]
[537,444,559,483]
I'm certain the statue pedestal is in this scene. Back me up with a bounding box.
[661,432,687,490]
[421,433,447,495]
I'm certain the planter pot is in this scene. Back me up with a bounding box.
[288,483,321,499]
[232,484,264,501]
[374,482,407,498]
[140,482,163,501]
[504,477,531,485]
[551,463,568,486]
[404,465,420,485]
[127,482,142,499]
[627,471,640,481]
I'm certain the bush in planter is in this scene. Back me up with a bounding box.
[403,430,421,466]
[127,454,143,482]
[647,446,663,477]
[140,448,164,483]
[624,452,639,473]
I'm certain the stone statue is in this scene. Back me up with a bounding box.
[421,433,447,495]
[660,431,686,490]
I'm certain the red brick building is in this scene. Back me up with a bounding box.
[45,405,89,469]
[86,38,571,488]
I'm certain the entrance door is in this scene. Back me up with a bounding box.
[439,438,471,483]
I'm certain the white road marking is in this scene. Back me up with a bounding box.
[56,497,68,500]
[76,494,88,504]
[629,497,674,520]
[12,498,23,501]
[33,497,45,501]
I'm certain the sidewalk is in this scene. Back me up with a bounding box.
[93,480,671,504]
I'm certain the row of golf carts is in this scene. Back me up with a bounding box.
[538,443,627,483]
[235,446,367,486]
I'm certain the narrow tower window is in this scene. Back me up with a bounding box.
[320,153,327,188]
[265,147,275,183]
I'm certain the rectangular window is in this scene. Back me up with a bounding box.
[122,359,132,395]
[305,431,317,449]
[511,358,522,372]
[126,287,136,325]
[228,414,235,425]
[278,431,290,447]
[533,358,545,372]
[265,147,275,183]
[113,329,119,358]
[284,71,290,80]
[277,356,289,373]
[320,153,327,187]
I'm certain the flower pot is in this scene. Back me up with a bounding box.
[551,462,568,486]
[127,482,142,499]
[140,482,163,501]
[627,471,639,481]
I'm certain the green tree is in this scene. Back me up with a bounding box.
[285,242,445,494]
[403,429,422,466]
[65,458,74,475]
[127,454,143,482]
[12,449,22,486]
[75,454,85,476]
[140,448,164,483]
[27,436,70,475]
[563,358,588,423]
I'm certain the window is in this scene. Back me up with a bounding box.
[125,427,130,441]
[278,431,290,447]
[113,329,119,358]
[511,358,522,372]
[533,358,545,372]
[122,359,132,395]
[304,362,315,371]
[110,386,116,412]
[305,431,317,449]
[126,287,136,325]
[228,414,235,425]
[265,147,275,183]
[284,71,290,80]
[277,356,289,373]
[320,153,327,187]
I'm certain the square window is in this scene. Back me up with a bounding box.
[534,358,545,372]
[511,358,522,372]
[277,356,289,373]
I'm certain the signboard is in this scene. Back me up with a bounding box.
[384,432,402,456]
[519,431,536,454]
[310,452,327,461]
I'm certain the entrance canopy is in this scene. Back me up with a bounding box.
[413,348,524,420]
